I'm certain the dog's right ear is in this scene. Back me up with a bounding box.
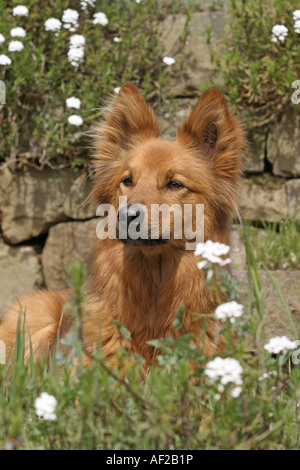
[91,83,160,164]
[89,83,160,202]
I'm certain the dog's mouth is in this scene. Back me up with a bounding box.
[118,236,169,248]
[116,204,170,248]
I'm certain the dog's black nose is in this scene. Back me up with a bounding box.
[118,205,145,226]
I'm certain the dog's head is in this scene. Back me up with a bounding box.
[89,84,246,251]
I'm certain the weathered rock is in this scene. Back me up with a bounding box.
[159,98,197,140]
[41,218,98,290]
[0,238,44,315]
[286,179,300,221]
[63,174,96,220]
[160,11,227,96]
[234,270,300,341]
[267,110,300,177]
[244,127,267,174]
[238,176,288,222]
[0,166,97,244]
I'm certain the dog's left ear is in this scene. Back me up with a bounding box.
[177,88,246,185]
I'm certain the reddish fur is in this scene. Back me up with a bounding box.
[0,84,246,370]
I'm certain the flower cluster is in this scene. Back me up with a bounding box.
[66,96,81,110]
[42,7,109,127]
[205,357,243,398]
[44,18,62,35]
[66,96,83,127]
[93,12,109,26]
[35,392,57,421]
[258,370,277,381]
[215,300,244,323]
[271,24,288,43]
[194,240,231,269]
[293,9,300,33]
[81,0,96,11]
[68,114,83,127]
[162,56,176,66]
[8,40,24,52]
[264,336,297,355]
[10,27,26,38]
[12,5,28,17]
[1,4,177,137]
[0,6,28,66]
[272,10,300,43]
[62,9,79,32]
[68,33,86,67]
[0,54,11,65]
[43,7,109,69]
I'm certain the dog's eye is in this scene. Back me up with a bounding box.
[166,180,184,191]
[122,177,132,187]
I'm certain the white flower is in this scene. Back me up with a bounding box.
[68,114,83,126]
[62,9,79,31]
[0,54,12,65]
[162,56,176,66]
[258,370,277,381]
[271,24,288,43]
[12,5,29,16]
[62,8,79,24]
[205,357,243,387]
[231,386,242,398]
[70,34,86,48]
[80,0,96,10]
[64,24,78,32]
[293,10,300,21]
[113,37,122,43]
[10,27,26,38]
[194,240,231,269]
[114,87,121,94]
[68,47,85,66]
[8,40,24,52]
[215,301,244,323]
[294,19,300,34]
[264,336,297,354]
[0,33,5,45]
[35,392,57,421]
[93,12,109,26]
[66,96,81,110]
[44,18,62,33]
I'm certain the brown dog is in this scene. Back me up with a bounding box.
[0,84,245,369]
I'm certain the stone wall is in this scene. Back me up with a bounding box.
[159,11,300,218]
[0,10,299,336]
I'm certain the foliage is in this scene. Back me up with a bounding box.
[0,240,299,450]
[0,1,184,168]
[238,218,300,270]
[211,0,300,126]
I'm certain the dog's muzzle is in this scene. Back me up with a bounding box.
[117,204,169,247]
